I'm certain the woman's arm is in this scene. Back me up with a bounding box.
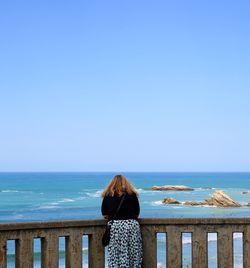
[134,194,140,217]
[101,196,109,218]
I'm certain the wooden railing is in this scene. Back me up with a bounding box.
[0,218,250,268]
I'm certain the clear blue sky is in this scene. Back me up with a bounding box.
[0,0,249,172]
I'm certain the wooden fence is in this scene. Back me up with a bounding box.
[0,218,250,268]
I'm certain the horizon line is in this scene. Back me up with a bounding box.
[0,171,250,173]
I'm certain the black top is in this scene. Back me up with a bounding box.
[101,193,140,220]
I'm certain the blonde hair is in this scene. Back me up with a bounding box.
[102,174,138,197]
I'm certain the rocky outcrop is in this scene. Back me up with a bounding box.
[162,197,181,204]
[204,190,241,207]
[183,200,207,206]
[151,185,194,191]
[161,190,242,207]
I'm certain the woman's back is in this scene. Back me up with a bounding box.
[101,192,140,220]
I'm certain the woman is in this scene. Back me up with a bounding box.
[101,174,142,268]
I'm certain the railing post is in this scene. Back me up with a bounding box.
[88,227,105,268]
[0,235,7,268]
[15,235,33,268]
[141,225,157,268]
[41,232,59,268]
[218,226,233,268]
[167,226,182,268]
[66,230,82,268]
[192,226,208,268]
[243,225,250,268]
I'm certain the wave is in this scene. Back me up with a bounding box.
[38,205,60,209]
[1,189,21,193]
[151,201,163,206]
[0,189,34,193]
[38,196,87,209]
[157,262,164,268]
[137,188,150,193]
[58,198,75,203]
[76,196,86,200]
[85,190,102,198]
[151,201,184,208]
[195,187,216,191]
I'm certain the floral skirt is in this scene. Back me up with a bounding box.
[107,219,142,268]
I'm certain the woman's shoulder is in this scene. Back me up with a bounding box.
[125,192,138,198]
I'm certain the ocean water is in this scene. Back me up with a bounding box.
[1,172,250,267]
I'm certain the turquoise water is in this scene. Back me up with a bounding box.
[1,172,249,267]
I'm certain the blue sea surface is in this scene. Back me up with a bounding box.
[1,172,249,267]
[1,172,250,222]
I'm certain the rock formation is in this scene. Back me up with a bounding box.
[161,190,242,207]
[183,200,207,206]
[204,190,241,207]
[162,197,181,204]
[151,185,194,191]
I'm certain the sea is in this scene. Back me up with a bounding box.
[1,172,250,267]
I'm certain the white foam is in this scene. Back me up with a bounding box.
[195,187,216,191]
[58,198,75,203]
[182,236,192,244]
[39,205,59,209]
[86,190,102,198]
[151,201,163,206]
[137,188,147,193]
[157,262,164,268]
[234,233,243,239]
[76,196,86,200]
[1,190,20,193]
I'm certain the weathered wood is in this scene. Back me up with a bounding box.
[167,226,182,268]
[218,226,233,268]
[2,218,250,232]
[141,225,157,268]
[15,235,33,268]
[65,230,82,268]
[88,227,104,268]
[243,226,250,268]
[192,226,208,268]
[0,235,7,268]
[0,219,250,268]
[41,233,59,268]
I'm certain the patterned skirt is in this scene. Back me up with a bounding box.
[107,219,142,268]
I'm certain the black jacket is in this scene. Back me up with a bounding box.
[101,193,140,220]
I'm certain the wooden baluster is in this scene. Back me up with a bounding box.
[141,225,157,268]
[41,233,59,268]
[66,230,82,268]
[15,235,33,268]
[88,227,105,268]
[243,225,250,268]
[0,235,7,268]
[217,227,233,268]
[192,226,208,268]
[167,226,182,268]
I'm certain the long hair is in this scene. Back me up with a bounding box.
[102,174,138,197]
